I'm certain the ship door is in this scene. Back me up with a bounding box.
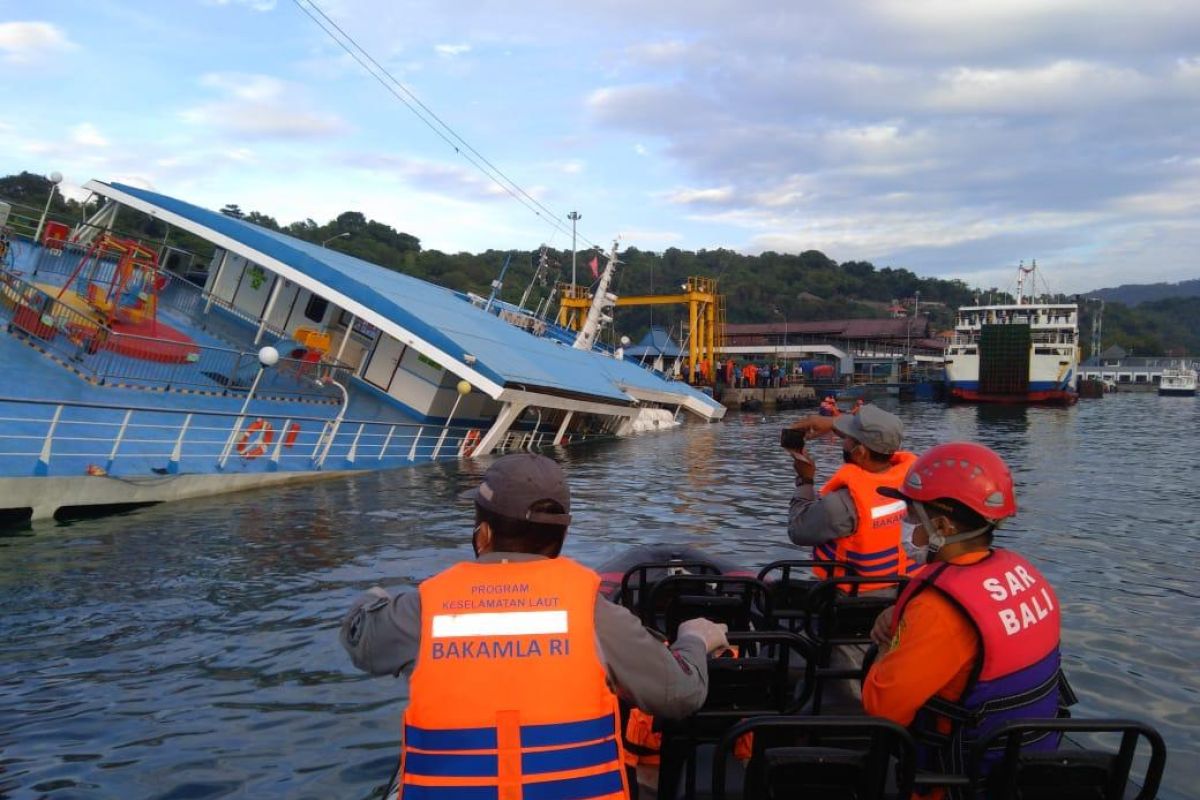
[363,334,406,392]
[980,324,1031,394]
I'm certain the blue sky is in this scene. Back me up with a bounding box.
[1,0,1198,293]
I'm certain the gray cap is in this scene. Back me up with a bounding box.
[464,453,572,526]
[833,404,904,455]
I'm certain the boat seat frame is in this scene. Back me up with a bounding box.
[656,631,817,800]
[710,715,916,800]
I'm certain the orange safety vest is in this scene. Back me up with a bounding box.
[402,557,629,800]
[814,452,918,589]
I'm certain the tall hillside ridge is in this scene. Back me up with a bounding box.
[1087,278,1200,307]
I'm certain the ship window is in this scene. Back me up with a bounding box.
[964,347,977,355]
[304,295,329,323]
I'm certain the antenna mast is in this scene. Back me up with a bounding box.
[573,241,619,351]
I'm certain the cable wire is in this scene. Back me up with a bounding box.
[291,0,600,250]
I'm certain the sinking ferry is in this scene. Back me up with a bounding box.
[0,181,723,523]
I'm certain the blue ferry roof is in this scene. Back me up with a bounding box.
[99,181,707,406]
[625,326,684,358]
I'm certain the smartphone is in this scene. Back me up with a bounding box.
[780,428,807,450]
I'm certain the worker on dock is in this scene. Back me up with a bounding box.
[864,442,1069,798]
[340,453,729,800]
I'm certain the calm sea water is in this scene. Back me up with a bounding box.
[1,394,1196,799]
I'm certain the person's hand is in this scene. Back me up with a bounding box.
[870,605,895,652]
[677,617,730,654]
[791,448,816,482]
[790,414,837,436]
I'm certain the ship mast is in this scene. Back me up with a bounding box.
[1015,260,1037,305]
[572,241,619,351]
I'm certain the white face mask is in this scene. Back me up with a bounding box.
[901,521,929,565]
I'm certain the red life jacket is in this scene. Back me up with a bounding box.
[892,549,1066,792]
[814,452,917,588]
[402,557,628,800]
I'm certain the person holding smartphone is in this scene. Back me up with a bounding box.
[783,404,917,586]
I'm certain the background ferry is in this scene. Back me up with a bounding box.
[0,181,723,524]
[944,263,1079,404]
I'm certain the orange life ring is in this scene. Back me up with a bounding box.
[237,418,275,459]
[461,428,482,457]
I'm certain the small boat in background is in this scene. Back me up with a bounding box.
[1158,365,1198,397]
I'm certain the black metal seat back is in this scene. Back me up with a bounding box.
[618,560,721,629]
[971,719,1167,800]
[802,575,908,714]
[658,631,816,800]
[711,716,916,800]
[649,574,772,640]
[757,559,857,631]
[804,575,907,650]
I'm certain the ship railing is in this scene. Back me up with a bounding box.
[19,240,287,348]
[0,395,493,479]
[0,268,349,401]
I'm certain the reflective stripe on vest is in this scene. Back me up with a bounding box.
[814,452,917,587]
[894,550,1064,786]
[403,557,628,800]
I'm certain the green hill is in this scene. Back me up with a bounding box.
[3,170,1193,356]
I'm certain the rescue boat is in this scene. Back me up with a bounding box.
[381,544,1167,799]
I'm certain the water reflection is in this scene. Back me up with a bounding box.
[0,394,1195,798]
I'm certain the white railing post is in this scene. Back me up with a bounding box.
[35,404,64,476]
[346,423,364,464]
[554,411,574,445]
[408,426,424,461]
[254,275,283,344]
[269,417,291,471]
[432,390,467,460]
[168,413,193,474]
[203,250,228,313]
[334,314,355,365]
[378,424,396,461]
[105,409,133,473]
[316,418,346,468]
[311,421,332,461]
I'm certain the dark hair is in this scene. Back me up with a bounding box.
[927,498,995,544]
[475,499,568,556]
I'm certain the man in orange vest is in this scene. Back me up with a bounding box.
[784,404,915,709]
[864,443,1069,798]
[341,454,730,800]
[785,404,916,583]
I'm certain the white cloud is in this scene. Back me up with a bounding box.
[435,43,471,58]
[0,21,76,64]
[925,60,1151,114]
[71,123,108,148]
[665,187,735,205]
[181,72,349,139]
[341,152,515,202]
[634,144,648,156]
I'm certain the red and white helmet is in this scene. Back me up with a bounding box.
[891,442,1017,522]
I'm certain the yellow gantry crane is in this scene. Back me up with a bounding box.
[557,276,724,384]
